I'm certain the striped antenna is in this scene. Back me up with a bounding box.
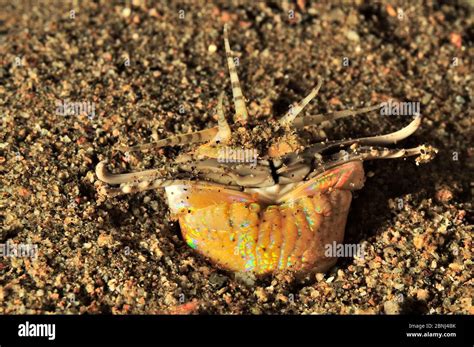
[212,92,232,144]
[279,79,323,126]
[224,24,249,124]
[116,127,218,152]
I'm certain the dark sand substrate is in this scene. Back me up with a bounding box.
[0,1,472,314]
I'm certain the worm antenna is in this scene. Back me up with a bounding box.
[117,127,218,153]
[279,79,323,126]
[224,24,249,124]
[293,103,383,128]
[211,92,232,144]
[96,161,163,185]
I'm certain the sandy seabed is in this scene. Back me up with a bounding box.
[0,0,472,314]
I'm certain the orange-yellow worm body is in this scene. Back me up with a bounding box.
[166,161,364,275]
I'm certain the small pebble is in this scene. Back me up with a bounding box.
[383,300,401,315]
[208,44,217,54]
[345,30,360,42]
[435,188,453,203]
[122,7,131,18]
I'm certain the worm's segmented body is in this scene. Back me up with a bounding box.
[167,162,362,275]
